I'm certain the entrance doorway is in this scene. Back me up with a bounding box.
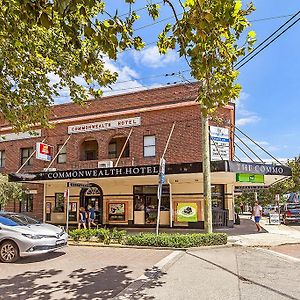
[80,184,103,224]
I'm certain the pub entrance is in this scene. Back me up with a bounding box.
[80,184,103,224]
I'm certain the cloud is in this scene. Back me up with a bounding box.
[236,115,260,126]
[133,46,178,68]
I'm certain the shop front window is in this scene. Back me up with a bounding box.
[20,194,33,212]
[54,193,65,213]
[134,185,170,224]
[211,184,225,210]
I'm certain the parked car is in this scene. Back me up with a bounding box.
[0,211,68,263]
[281,203,300,225]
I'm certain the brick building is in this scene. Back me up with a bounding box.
[1,83,291,228]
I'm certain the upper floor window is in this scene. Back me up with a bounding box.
[21,147,34,166]
[80,139,98,161]
[57,144,67,164]
[108,136,129,159]
[144,135,156,157]
[0,150,5,168]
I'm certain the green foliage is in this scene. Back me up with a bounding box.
[0,174,24,208]
[124,233,227,248]
[159,0,256,115]
[0,0,154,131]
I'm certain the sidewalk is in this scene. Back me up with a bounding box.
[228,215,300,247]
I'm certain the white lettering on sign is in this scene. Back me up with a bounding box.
[210,126,230,161]
[68,117,141,134]
[0,130,42,142]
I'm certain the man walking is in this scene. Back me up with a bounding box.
[253,201,263,232]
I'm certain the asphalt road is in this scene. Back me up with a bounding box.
[138,247,300,300]
[0,246,171,300]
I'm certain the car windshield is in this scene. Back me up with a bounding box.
[0,214,40,226]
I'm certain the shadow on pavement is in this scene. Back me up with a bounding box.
[0,264,166,299]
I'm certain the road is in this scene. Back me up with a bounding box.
[0,246,171,300]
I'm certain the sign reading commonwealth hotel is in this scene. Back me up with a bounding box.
[68,117,141,134]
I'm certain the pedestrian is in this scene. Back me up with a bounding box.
[87,204,97,229]
[78,207,87,229]
[252,201,263,232]
[240,202,244,214]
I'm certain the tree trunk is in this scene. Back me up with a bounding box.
[202,113,213,233]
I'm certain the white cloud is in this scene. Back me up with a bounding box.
[236,115,260,126]
[133,46,178,68]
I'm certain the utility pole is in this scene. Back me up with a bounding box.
[202,113,212,233]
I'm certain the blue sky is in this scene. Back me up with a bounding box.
[55,0,300,162]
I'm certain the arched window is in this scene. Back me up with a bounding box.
[108,136,129,159]
[80,139,98,161]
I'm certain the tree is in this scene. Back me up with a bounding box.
[0,174,24,209]
[158,0,256,232]
[0,0,159,131]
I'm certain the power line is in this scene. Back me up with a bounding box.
[119,1,164,18]
[236,10,300,68]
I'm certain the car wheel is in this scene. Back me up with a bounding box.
[0,240,20,263]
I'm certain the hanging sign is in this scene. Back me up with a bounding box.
[210,126,230,161]
[36,142,53,161]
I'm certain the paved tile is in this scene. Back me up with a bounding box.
[270,244,300,259]
[0,246,171,300]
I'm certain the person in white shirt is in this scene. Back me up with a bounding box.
[252,202,263,232]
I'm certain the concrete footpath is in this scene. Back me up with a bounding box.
[228,216,300,247]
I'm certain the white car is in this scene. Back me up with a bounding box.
[0,211,68,263]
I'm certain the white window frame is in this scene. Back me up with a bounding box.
[57,144,67,164]
[144,135,156,157]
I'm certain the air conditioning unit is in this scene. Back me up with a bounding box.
[98,160,114,168]
[43,168,57,172]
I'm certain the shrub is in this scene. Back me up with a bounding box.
[124,233,227,248]
[68,229,83,242]
[111,228,127,244]
[95,228,111,244]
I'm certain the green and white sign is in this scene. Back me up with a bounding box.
[236,173,264,183]
[177,203,198,222]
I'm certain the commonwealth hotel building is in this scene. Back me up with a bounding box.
[1,83,291,229]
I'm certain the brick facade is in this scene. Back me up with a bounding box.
[0,83,234,220]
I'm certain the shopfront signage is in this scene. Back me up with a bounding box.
[67,182,92,188]
[236,173,264,183]
[68,117,141,134]
[210,126,230,161]
[0,129,42,142]
[36,142,53,161]
[234,186,269,193]
[228,161,288,175]
[177,203,198,222]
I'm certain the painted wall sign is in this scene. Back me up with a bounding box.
[36,142,53,161]
[68,117,141,134]
[210,126,230,161]
[0,129,42,142]
[236,173,265,183]
[177,203,198,222]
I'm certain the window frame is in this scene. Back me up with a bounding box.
[21,147,34,166]
[143,135,156,157]
[20,194,34,213]
[54,193,65,213]
[0,150,5,168]
[57,144,67,164]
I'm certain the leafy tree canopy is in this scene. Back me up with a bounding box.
[0,174,24,207]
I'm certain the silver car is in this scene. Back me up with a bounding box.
[0,211,68,263]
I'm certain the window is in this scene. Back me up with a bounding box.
[0,150,5,168]
[80,139,98,161]
[108,136,129,159]
[21,147,34,166]
[20,194,33,212]
[144,135,156,157]
[57,144,67,164]
[54,193,65,213]
[211,184,225,210]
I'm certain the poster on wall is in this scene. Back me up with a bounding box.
[210,126,230,161]
[108,203,125,221]
[177,203,198,222]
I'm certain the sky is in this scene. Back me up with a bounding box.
[54,0,300,162]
